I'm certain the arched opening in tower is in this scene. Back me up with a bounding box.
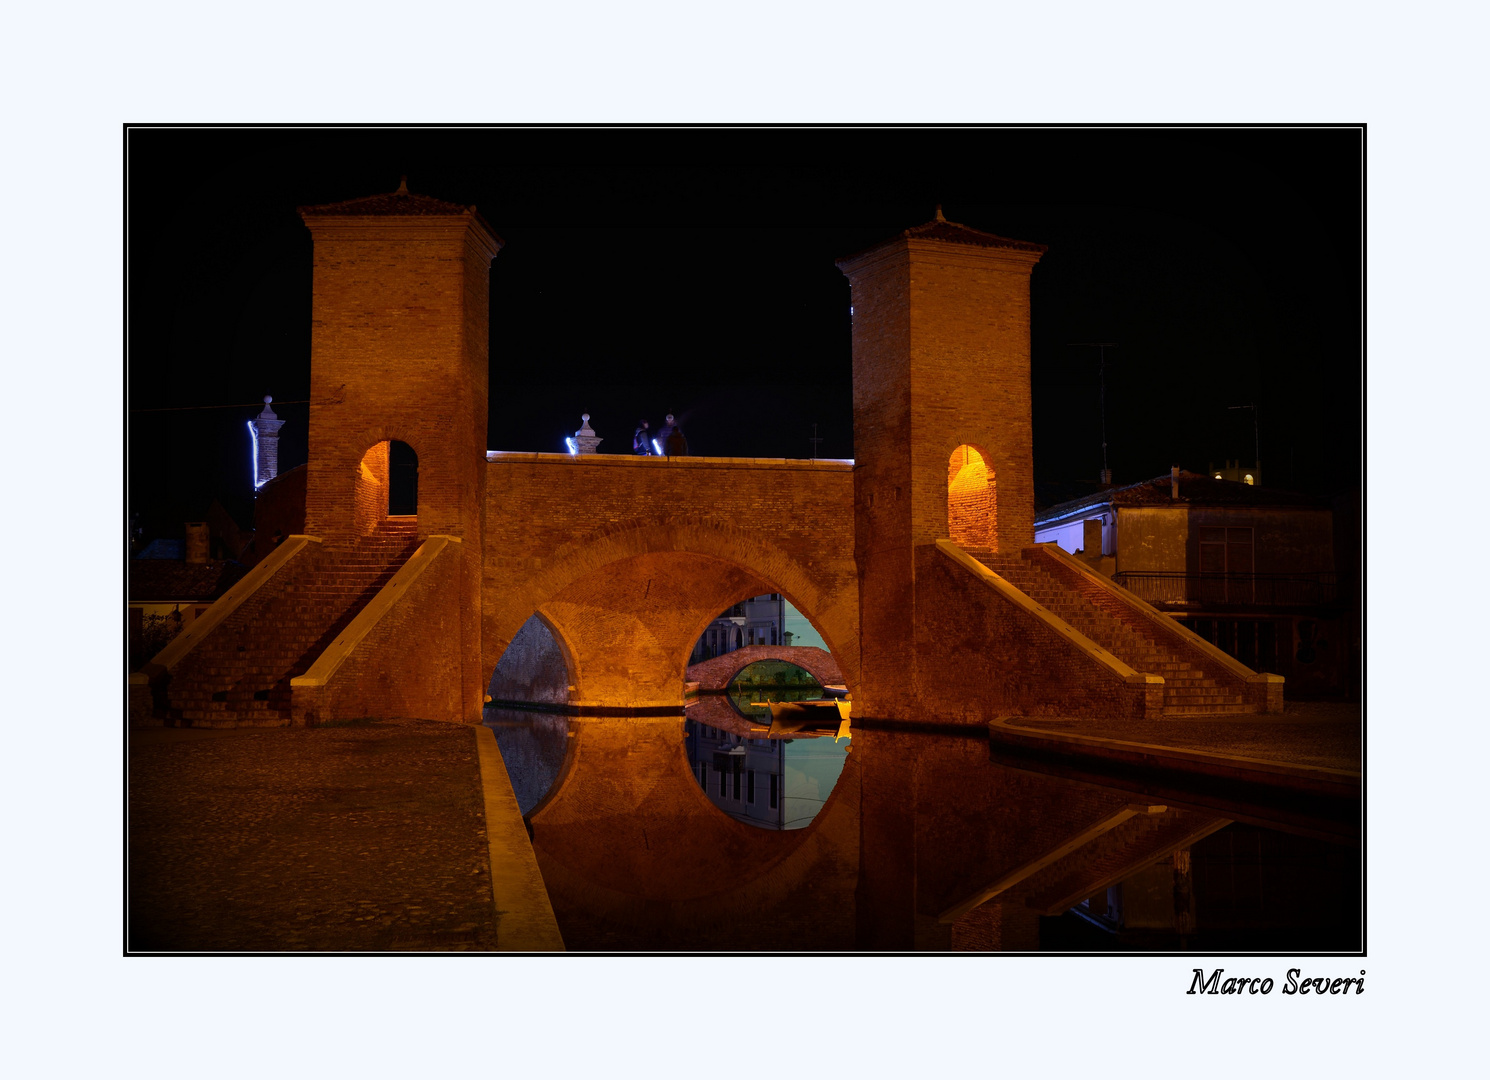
[354,440,419,535]
[948,444,997,552]
[389,440,418,515]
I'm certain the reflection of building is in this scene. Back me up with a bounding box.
[684,706,849,832]
[687,719,789,828]
[690,594,786,663]
[1034,471,1347,693]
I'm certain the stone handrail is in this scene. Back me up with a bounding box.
[131,534,323,685]
[937,540,1164,713]
[1027,543,1283,712]
[291,535,460,696]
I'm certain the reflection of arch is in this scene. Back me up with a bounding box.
[484,517,858,711]
[947,444,997,551]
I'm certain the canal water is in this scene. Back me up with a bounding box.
[483,662,1360,953]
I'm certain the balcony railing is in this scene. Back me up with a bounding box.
[1113,572,1338,608]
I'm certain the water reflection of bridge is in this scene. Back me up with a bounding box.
[489,702,1359,951]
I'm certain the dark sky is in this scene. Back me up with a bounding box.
[127,126,1360,537]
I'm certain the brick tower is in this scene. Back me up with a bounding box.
[299,179,502,719]
[837,210,1046,713]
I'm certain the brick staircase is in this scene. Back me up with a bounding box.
[161,518,420,726]
[962,547,1251,714]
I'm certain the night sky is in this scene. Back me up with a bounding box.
[127,126,1360,541]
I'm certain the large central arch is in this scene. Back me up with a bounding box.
[482,515,859,712]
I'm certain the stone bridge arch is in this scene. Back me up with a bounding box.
[685,645,845,691]
[483,511,859,712]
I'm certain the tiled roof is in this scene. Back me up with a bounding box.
[838,210,1047,265]
[1034,480,1108,512]
[1035,472,1328,523]
[129,559,246,603]
[298,179,502,242]
[898,217,1048,253]
[300,185,471,217]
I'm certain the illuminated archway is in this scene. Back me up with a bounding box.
[354,439,420,535]
[948,444,997,551]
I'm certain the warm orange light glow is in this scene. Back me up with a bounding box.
[947,445,997,551]
[354,441,391,535]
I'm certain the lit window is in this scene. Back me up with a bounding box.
[1244,474,1254,485]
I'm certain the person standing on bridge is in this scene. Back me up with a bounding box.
[659,413,689,456]
[632,419,652,455]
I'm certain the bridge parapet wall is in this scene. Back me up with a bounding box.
[482,453,860,707]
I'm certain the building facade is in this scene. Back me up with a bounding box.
[1034,471,1346,693]
[689,594,788,663]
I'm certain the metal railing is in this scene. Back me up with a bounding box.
[1113,571,1338,608]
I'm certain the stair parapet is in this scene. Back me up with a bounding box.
[291,535,465,725]
[936,540,1165,720]
[1024,544,1282,713]
[129,535,325,722]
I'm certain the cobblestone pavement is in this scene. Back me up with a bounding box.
[129,719,499,951]
[1011,700,1361,772]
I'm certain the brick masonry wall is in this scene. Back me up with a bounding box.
[947,445,997,551]
[353,440,390,536]
[163,541,330,702]
[299,213,499,719]
[905,544,1150,722]
[296,538,464,723]
[841,236,1042,713]
[482,455,859,708]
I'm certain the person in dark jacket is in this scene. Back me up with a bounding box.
[632,419,652,455]
[660,413,688,456]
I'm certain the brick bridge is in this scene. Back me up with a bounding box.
[131,186,1281,729]
[685,645,845,692]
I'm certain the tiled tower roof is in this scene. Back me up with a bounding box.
[837,206,1047,265]
[299,177,502,242]
[897,208,1048,253]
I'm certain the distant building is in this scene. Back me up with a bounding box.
[1209,459,1261,486]
[690,594,787,663]
[1034,471,1347,694]
[129,554,246,670]
[684,717,847,831]
[687,721,789,828]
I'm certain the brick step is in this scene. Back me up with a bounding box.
[1164,703,1251,715]
[977,550,1254,710]
[161,537,420,716]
